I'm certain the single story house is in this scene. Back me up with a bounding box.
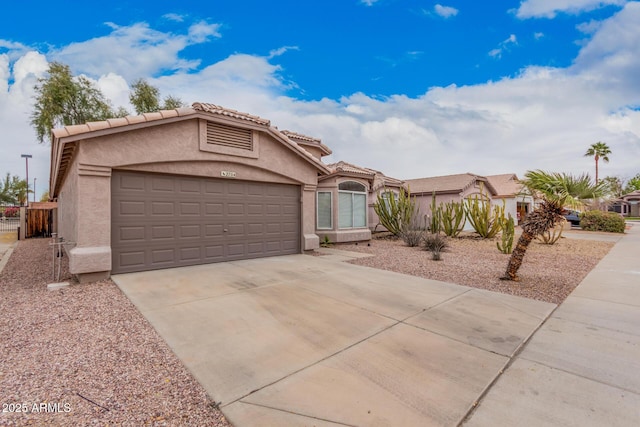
[485,174,535,224]
[405,173,500,230]
[316,161,404,242]
[609,190,640,217]
[50,103,331,282]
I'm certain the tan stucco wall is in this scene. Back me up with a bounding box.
[58,118,321,278]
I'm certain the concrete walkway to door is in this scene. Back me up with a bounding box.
[113,251,555,426]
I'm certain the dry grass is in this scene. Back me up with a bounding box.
[338,232,615,305]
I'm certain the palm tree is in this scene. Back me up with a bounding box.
[584,141,611,184]
[501,170,606,281]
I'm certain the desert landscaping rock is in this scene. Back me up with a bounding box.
[339,233,614,305]
[0,238,230,426]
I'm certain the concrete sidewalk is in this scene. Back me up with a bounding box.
[465,224,640,426]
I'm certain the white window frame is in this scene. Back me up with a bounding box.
[338,181,367,229]
[316,191,333,230]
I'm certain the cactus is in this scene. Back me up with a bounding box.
[374,187,416,236]
[429,192,442,234]
[440,200,466,237]
[497,213,515,254]
[464,186,505,239]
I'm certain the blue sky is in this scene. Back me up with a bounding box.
[1,0,639,199]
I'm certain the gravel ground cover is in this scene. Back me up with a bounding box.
[0,238,231,426]
[338,232,615,305]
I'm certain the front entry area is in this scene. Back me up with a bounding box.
[111,171,300,274]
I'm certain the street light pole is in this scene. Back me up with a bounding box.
[21,154,32,207]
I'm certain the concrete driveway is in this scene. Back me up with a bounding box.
[113,253,555,426]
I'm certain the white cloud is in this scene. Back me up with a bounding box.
[163,13,185,22]
[434,4,460,18]
[2,5,640,201]
[534,31,545,39]
[268,46,300,59]
[360,0,379,6]
[515,0,628,19]
[52,21,222,81]
[489,34,518,58]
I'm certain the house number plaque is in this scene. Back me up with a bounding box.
[220,171,237,178]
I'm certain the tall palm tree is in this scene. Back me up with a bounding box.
[502,170,606,281]
[584,141,611,184]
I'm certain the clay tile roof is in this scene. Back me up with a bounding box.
[486,174,522,197]
[280,130,321,143]
[326,161,375,176]
[405,173,479,194]
[192,102,270,126]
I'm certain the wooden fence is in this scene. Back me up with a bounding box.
[26,208,54,238]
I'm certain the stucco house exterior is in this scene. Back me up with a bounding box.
[50,103,330,282]
[316,161,404,243]
[405,173,500,230]
[609,190,640,217]
[485,174,535,225]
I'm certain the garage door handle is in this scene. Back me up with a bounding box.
[223,229,228,232]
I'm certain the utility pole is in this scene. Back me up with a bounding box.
[21,154,32,207]
[34,177,37,203]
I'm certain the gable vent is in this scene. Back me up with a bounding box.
[207,122,253,150]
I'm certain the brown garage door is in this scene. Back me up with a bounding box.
[111,171,300,274]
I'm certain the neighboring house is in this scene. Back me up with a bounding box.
[316,161,404,242]
[485,174,535,225]
[405,173,500,231]
[609,190,640,217]
[50,103,330,281]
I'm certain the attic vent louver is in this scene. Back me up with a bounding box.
[207,122,253,150]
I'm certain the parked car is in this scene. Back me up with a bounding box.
[563,210,581,226]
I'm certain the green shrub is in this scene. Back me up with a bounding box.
[580,211,625,233]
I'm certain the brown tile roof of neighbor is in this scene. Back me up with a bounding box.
[486,174,523,197]
[323,161,404,190]
[405,173,498,195]
[50,103,330,197]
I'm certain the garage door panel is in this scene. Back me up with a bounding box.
[179,202,201,215]
[112,171,300,274]
[179,247,201,261]
[119,201,146,216]
[227,203,245,215]
[151,176,175,192]
[205,203,224,215]
[119,174,146,191]
[151,225,175,239]
[151,201,175,215]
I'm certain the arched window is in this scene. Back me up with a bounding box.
[338,181,367,229]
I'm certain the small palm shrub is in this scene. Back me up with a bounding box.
[580,211,625,233]
[423,233,448,260]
